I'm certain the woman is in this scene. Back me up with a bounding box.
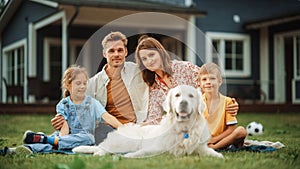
[135,36,239,125]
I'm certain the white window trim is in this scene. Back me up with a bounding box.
[69,39,86,64]
[2,38,27,102]
[29,11,67,77]
[292,78,300,103]
[206,32,251,77]
[44,38,60,81]
[292,34,300,103]
[44,37,86,81]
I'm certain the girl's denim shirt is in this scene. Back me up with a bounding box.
[56,95,106,135]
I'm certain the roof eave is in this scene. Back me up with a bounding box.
[0,0,23,35]
[53,0,206,16]
[244,13,300,30]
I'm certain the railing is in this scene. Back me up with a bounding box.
[2,78,23,103]
[225,79,271,104]
[1,77,61,103]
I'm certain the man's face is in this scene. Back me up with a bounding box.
[103,40,128,68]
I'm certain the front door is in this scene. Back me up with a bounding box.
[284,37,293,103]
[275,32,300,104]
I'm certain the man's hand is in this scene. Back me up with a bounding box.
[51,114,65,130]
[225,98,239,116]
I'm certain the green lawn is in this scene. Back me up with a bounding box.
[0,112,299,169]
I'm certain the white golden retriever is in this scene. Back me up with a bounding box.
[73,85,223,158]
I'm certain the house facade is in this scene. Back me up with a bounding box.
[0,0,299,105]
[196,0,300,104]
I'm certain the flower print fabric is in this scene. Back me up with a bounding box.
[146,60,201,124]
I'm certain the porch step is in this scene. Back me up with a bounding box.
[0,103,299,114]
[239,103,300,113]
[0,103,56,114]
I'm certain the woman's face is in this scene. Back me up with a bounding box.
[138,49,163,72]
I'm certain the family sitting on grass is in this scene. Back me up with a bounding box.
[1,31,246,156]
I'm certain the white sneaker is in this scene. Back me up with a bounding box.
[14,145,33,155]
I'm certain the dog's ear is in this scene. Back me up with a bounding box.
[197,88,206,114]
[162,88,173,114]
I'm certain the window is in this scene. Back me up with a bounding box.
[43,38,85,101]
[2,39,27,103]
[293,35,300,103]
[296,35,300,78]
[206,32,251,77]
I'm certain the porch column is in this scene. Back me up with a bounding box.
[27,11,66,103]
[260,27,269,102]
[186,15,196,64]
[62,12,67,74]
[28,23,36,77]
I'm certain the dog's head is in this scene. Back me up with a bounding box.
[163,85,206,122]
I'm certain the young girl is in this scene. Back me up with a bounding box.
[20,65,110,153]
[198,62,247,150]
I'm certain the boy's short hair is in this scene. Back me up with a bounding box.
[199,62,222,80]
[102,31,128,50]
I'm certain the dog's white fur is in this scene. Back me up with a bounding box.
[72,85,223,158]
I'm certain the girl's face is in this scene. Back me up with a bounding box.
[200,73,222,94]
[66,72,87,100]
[139,49,163,73]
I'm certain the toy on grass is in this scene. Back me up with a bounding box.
[246,121,263,136]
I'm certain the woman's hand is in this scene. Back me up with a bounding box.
[226,98,239,116]
[51,114,65,130]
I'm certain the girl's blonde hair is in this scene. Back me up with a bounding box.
[61,65,88,97]
[135,35,172,86]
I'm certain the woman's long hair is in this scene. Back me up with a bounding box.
[135,35,172,86]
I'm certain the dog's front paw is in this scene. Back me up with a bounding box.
[214,152,224,158]
[123,152,140,158]
[93,149,107,156]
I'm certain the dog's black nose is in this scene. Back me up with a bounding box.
[180,100,188,108]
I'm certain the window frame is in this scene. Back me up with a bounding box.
[205,32,251,77]
[292,34,300,103]
[44,37,86,81]
[2,39,27,102]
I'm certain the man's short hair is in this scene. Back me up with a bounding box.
[102,31,128,50]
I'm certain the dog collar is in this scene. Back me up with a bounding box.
[184,132,189,139]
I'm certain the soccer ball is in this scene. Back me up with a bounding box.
[246,121,263,136]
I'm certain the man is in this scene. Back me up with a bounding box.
[51,31,149,142]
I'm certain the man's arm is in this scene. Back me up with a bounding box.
[51,114,65,130]
[102,112,123,129]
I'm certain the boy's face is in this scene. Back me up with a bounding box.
[199,73,222,93]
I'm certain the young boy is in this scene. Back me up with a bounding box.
[198,62,247,150]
